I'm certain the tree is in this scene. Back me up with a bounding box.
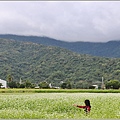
[66,82,72,89]
[7,74,13,82]
[39,81,50,89]
[7,74,13,88]
[76,81,89,89]
[61,82,67,89]
[8,81,17,88]
[25,80,33,88]
[19,83,25,88]
[105,80,120,89]
[0,83,3,88]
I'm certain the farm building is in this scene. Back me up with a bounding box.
[0,79,7,88]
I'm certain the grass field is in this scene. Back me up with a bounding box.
[0,88,120,93]
[0,92,120,119]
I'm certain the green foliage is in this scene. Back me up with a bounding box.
[60,81,72,89]
[24,80,35,88]
[76,81,90,89]
[7,80,36,89]
[19,83,25,88]
[39,81,50,89]
[105,80,120,89]
[0,38,120,88]
[8,81,18,88]
[7,74,13,83]
[0,88,120,93]
[0,83,3,88]
[60,82,67,89]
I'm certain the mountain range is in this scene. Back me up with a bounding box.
[0,37,120,88]
[0,34,120,58]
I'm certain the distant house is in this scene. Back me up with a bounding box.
[0,79,7,88]
[92,85,98,89]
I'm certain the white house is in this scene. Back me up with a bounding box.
[92,85,98,89]
[0,79,7,88]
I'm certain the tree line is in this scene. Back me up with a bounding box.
[1,74,119,89]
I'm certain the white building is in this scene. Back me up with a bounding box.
[0,79,7,88]
[92,85,98,89]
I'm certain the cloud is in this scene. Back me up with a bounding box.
[0,1,120,42]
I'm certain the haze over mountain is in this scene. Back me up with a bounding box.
[0,34,120,58]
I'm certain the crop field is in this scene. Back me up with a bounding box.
[0,88,120,93]
[0,93,120,119]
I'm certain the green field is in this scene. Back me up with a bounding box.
[0,88,120,93]
[0,92,120,119]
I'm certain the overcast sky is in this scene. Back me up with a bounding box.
[0,1,120,42]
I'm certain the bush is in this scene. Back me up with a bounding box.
[105,80,120,89]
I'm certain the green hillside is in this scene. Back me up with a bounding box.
[0,38,120,88]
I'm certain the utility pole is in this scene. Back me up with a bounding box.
[19,77,22,84]
[101,77,105,89]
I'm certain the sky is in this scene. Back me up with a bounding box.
[0,1,120,42]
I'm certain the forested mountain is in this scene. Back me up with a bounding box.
[0,34,120,58]
[0,38,120,88]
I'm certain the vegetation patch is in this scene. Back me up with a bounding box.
[0,89,120,93]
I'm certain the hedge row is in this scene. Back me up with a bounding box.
[0,88,120,93]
